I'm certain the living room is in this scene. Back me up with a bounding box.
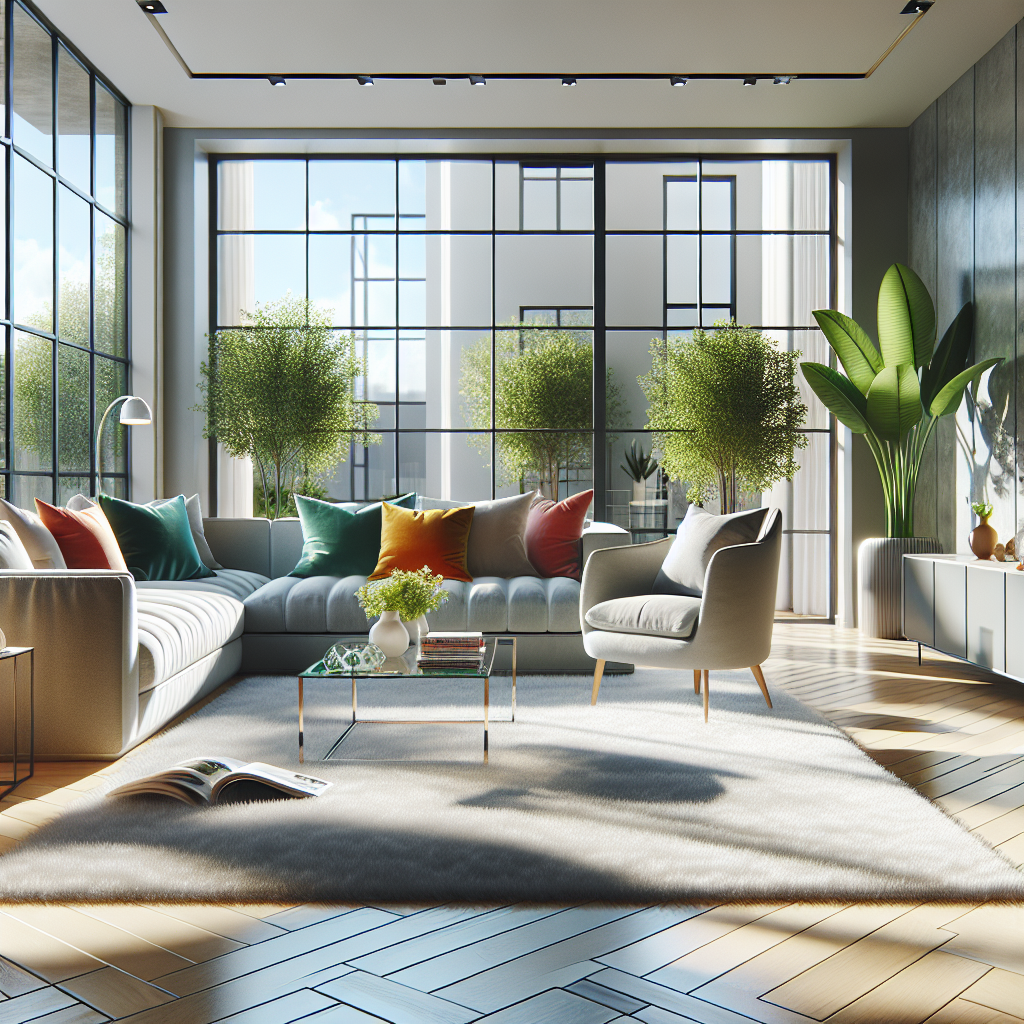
[0,0,1021,1021]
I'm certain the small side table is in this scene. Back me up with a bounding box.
[0,647,34,799]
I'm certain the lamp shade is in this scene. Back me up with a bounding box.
[119,397,152,425]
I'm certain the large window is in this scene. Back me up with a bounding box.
[214,154,836,617]
[1,0,129,505]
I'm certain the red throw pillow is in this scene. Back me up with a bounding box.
[525,490,593,580]
[35,499,128,571]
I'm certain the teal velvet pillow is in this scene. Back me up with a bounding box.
[97,493,215,582]
[290,492,416,578]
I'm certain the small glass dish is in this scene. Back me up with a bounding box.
[322,642,386,674]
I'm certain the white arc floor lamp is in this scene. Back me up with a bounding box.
[93,395,152,497]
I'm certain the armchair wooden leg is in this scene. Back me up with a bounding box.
[591,659,606,706]
[693,669,701,694]
[702,669,710,723]
[751,664,773,708]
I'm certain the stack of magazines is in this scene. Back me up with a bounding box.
[417,631,485,671]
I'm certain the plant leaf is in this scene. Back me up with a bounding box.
[929,357,1001,417]
[811,310,882,394]
[800,362,871,433]
[920,303,973,409]
[866,363,922,441]
[877,264,936,370]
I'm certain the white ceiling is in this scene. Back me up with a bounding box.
[33,0,1024,129]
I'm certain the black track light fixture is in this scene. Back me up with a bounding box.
[562,77,577,87]
[670,76,688,87]
[773,75,792,85]
[900,1,933,13]
[137,0,167,12]
[267,76,286,87]
[356,75,373,86]
[470,75,486,86]
[742,77,757,86]
[432,77,446,85]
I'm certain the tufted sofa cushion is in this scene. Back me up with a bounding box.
[242,574,582,634]
[136,568,270,601]
[137,589,246,693]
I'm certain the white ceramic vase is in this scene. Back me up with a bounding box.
[368,610,410,657]
[406,614,429,638]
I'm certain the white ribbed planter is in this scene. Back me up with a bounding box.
[858,537,943,639]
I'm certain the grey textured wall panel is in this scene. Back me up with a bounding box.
[974,30,1017,548]
[967,565,1005,672]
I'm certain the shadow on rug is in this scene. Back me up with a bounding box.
[1,669,1022,903]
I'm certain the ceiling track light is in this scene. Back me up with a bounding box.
[469,75,486,86]
[356,75,373,86]
[773,75,792,85]
[562,77,577,87]
[742,77,757,86]
[432,77,447,85]
[900,1,933,13]
[137,0,167,11]
[669,76,688,87]
[267,76,286,86]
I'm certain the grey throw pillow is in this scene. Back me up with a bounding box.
[0,521,34,570]
[585,594,702,639]
[467,492,540,578]
[653,505,768,597]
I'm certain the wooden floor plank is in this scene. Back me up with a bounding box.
[0,985,78,1024]
[1,906,191,982]
[57,967,174,1018]
[354,908,563,978]
[825,950,991,1024]
[938,905,1024,973]
[586,968,757,1024]
[0,958,47,998]
[434,907,700,1014]
[384,907,636,993]
[145,904,287,944]
[0,913,104,984]
[205,989,341,1024]
[597,906,775,977]
[761,904,962,1019]
[72,904,246,963]
[315,971,478,1024]
[473,987,620,1023]
[155,907,397,995]
[565,978,648,1015]
[261,906,359,931]
[644,904,841,995]
[921,996,1024,1023]
[15,1004,109,1024]
[959,968,1024,1018]
[971,805,1024,846]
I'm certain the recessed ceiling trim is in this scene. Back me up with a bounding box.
[141,4,933,84]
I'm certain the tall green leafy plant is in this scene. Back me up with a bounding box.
[196,297,381,518]
[802,264,999,538]
[639,322,808,512]
[460,319,623,498]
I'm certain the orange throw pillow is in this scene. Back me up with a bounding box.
[35,499,128,571]
[368,503,474,582]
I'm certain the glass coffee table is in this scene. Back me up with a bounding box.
[298,636,516,764]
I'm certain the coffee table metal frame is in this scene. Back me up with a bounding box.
[0,647,34,799]
[298,636,516,764]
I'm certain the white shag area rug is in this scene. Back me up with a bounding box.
[1,669,1021,903]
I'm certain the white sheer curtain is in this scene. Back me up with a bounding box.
[761,162,829,615]
[214,161,255,517]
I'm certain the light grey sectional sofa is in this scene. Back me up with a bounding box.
[0,515,630,760]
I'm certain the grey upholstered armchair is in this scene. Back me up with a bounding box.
[580,508,782,721]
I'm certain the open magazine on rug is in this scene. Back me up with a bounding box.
[106,757,331,806]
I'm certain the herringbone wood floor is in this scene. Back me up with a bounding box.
[0,624,1021,1024]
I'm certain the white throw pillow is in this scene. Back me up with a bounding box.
[0,521,34,570]
[0,496,67,569]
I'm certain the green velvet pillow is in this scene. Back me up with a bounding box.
[97,493,215,582]
[290,492,417,578]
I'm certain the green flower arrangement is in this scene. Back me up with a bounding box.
[971,502,994,520]
[356,567,449,622]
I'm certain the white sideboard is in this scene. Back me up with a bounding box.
[903,553,1024,679]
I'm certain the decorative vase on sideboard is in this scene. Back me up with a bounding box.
[368,610,410,657]
[859,537,943,639]
[969,516,997,561]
